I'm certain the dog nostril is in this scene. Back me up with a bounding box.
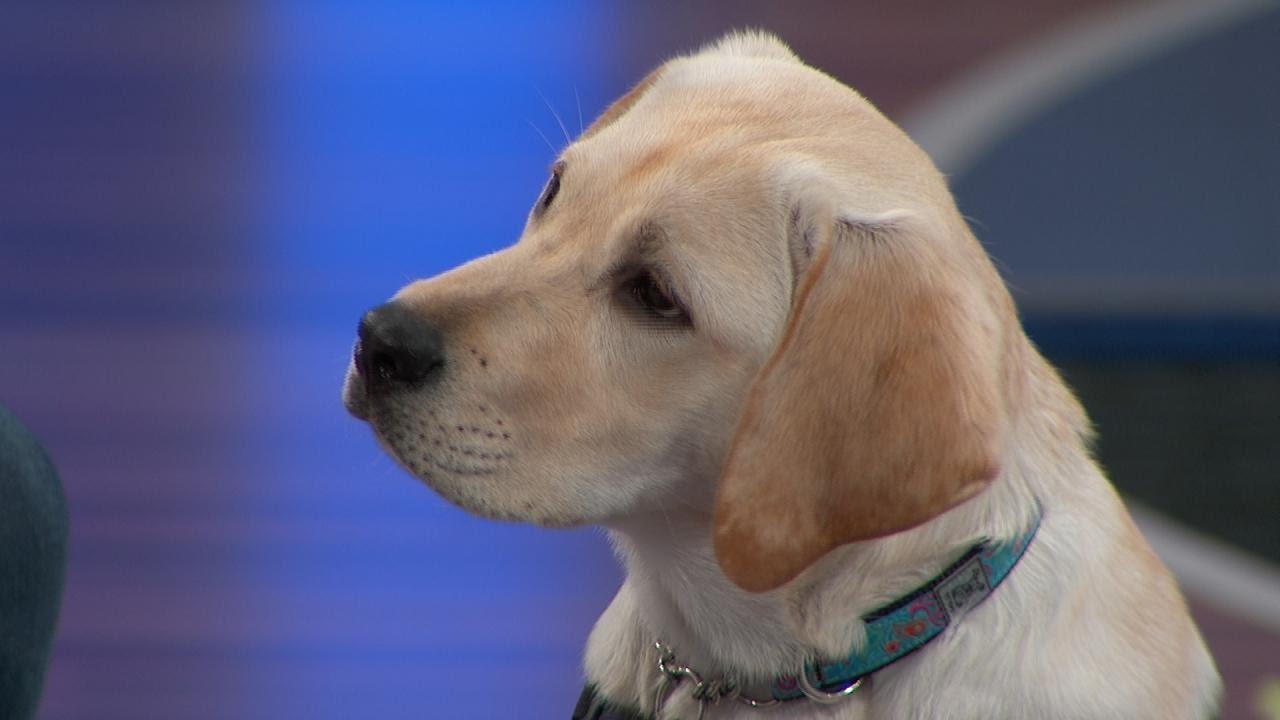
[356,301,446,392]
[369,349,400,384]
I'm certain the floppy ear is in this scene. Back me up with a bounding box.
[713,207,1006,592]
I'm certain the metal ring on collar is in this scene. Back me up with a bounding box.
[796,670,864,704]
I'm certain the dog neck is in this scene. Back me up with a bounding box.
[606,508,807,684]
[599,375,1075,691]
[606,479,1032,691]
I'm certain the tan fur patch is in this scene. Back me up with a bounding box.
[714,217,1006,592]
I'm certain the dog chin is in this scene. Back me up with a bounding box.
[370,442,582,528]
[415,471,590,528]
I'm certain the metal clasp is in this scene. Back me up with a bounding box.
[652,643,696,719]
[653,642,781,719]
[654,643,705,718]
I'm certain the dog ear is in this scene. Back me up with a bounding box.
[713,207,1006,592]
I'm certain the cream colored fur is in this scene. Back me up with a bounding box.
[344,31,1220,719]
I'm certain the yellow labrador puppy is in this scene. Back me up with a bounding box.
[343,31,1219,719]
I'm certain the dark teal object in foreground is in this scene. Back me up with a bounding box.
[0,406,68,720]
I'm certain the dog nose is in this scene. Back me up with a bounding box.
[355,301,445,392]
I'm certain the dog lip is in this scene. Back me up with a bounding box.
[343,395,370,421]
[342,376,371,421]
[345,399,370,421]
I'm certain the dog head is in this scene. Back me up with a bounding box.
[343,31,1021,592]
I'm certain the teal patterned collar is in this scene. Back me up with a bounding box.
[573,506,1044,719]
[770,505,1044,702]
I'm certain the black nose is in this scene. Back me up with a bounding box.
[355,301,445,393]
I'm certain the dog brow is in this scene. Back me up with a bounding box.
[586,224,667,294]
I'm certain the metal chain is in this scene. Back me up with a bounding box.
[652,642,780,719]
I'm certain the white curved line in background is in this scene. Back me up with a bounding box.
[904,0,1273,177]
[1130,502,1280,634]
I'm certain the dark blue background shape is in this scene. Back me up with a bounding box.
[952,6,1279,361]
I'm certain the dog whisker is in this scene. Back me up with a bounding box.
[535,85,572,146]
[574,84,583,136]
[525,118,558,156]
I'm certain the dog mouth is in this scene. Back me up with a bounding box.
[341,370,372,421]
[342,336,520,509]
[380,415,513,474]
[350,380,517,484]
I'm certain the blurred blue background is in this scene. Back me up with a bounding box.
[1,2,1275,718]
[3,3,624,717]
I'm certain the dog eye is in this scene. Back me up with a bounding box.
[626,271,688,322]
[535,162,564,214]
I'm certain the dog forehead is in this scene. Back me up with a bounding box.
[560,50,900,228]
[554,79,801,246]
[511,47,918,348]
[575,75,793,171]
